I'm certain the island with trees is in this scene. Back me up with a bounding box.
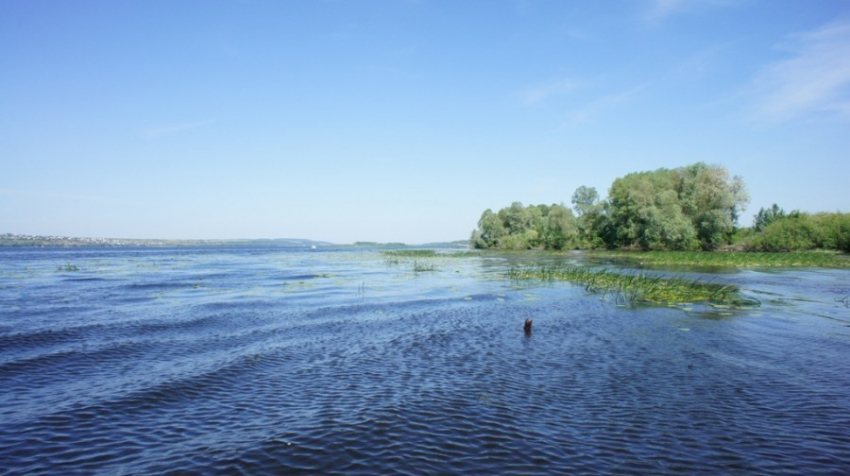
[471,162,850,254]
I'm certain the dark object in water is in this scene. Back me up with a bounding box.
[524,318,533,334]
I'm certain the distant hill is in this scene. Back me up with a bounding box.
[349,240,470,249]
[0,233,471,249]
[0,233,333,248]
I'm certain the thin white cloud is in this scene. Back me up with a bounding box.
[218,40,241,58]
[0,188,113,202]
[141,119,216,139]
[643,0,738,24]
[565,83,647,124]
[644,0,684,23]
[521,79,579,105]
[748,20,850,122]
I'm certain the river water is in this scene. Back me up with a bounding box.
[1,247,848,474]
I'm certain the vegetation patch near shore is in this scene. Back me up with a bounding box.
[381,249,479,272]
[381,250,439,258]
[381,250,479,258]
[588,250,850,268]
[508,265,759,307]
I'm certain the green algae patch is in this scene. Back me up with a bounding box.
[507,265,759,308]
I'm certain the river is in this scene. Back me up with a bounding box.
[1,247,848,474]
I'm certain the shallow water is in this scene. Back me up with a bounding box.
[1,247,848,474]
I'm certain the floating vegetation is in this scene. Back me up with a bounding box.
[383,256,438,272]
[56,261,81,272]
[441,251,481,258]
[381,249,479,273]
[381,249,479,258]
[507,265,760,307]
[587,250,850,268]
[382,250,438,258]
[412,261,437,273]
[383,257,401,267]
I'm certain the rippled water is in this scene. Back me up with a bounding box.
[1,247,849,474]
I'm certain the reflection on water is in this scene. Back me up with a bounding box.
[0,247,849,474]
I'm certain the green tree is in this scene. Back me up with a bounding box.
[571,186,600,217]
[607,163,747,250]
[745,214,816,251]
[608,168,682,249]
[472,163,750,252]
[499,202,533,236]
[542,204,578,250]
[812,213,850,252]
[674,163,748,249]
[572,185,609,248]
[471,209,506,249]
[753,204,786,232]
[641,189,699,250]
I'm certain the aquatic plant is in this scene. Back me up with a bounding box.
[507,265,757,307]
[412,261,437,273]
[382,249,480,272]
[587,250,849,268]
[56,261,80,272]
[381,250,480,259]
[381,250,438,258]
[440,251,481,258]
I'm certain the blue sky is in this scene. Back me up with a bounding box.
[2,0,849,244]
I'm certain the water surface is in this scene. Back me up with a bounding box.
[1,247,848,474]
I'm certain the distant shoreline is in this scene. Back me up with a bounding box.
[0,233,331,248]
[0,233,470,249]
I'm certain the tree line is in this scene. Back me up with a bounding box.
[471,162,849,253]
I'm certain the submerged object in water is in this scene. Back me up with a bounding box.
[524,318,533,334]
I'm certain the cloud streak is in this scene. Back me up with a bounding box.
[644,0,685,23]
[141,119,216,139]
[520,79,579,105]
[0,188,114,202]
[643,0,737,24]
[565,83,647,124]
[747,20,850,122]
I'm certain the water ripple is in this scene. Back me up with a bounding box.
[1,249,849,474]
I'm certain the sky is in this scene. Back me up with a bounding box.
[2,0,849,244]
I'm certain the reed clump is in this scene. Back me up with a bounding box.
[382,249,479,272]
[381,250,438,258]
[507,265,756,307]
[588,250,849,268]
[412,261,437,273]
[381,250,479,258]
[56,261,81,272]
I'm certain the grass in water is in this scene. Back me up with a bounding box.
[56,261,81,272]
[587,250,849,268]
[381,249,480,258]
[508,265,759,307]
[381,250,438,258]
[382,249,479,272]
[412,261,437,273]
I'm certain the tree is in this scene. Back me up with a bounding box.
[571,186,600,217]
[471,209,506,249]
[472,163,749,252]
[753,204,786,232]
[746,211,850,252]
[499,202,534,236]
[471,202,578,250]
[744,214,815,251]
[674,163,748,249]
[607,168,683,249]
[606,163,746,250]
[542,204,578,250]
